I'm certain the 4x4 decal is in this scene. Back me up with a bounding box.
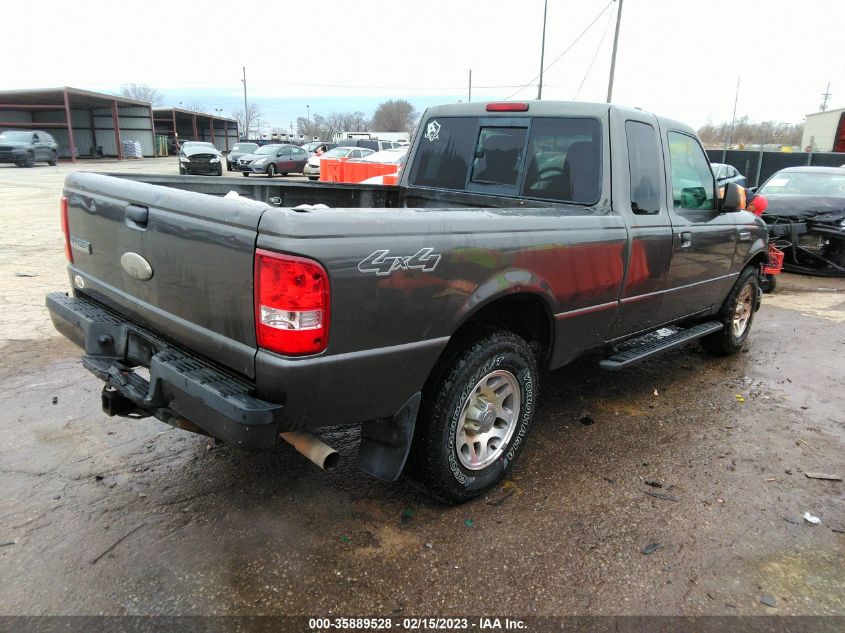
[358,247,442,276]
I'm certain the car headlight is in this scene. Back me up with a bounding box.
[180,156,190,162]
[253,158,267,165]
[210,157,220,163]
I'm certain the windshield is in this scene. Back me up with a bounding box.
[232,144,257,153]
[254,145,281,155]
[759,171,845,197]
[0,131,33,142]
[324,147,353,158]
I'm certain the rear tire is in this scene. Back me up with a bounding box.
[701,266,759,356]
[406,329,539,504]
[308,176,318,181]
[242,171,249,177]
[48,151,58,166]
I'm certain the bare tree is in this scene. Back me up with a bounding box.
[231,103,264,139]
[120,84,163,105]
[698,117,804,149]
[184,100,208,114]
[370,99,418,132]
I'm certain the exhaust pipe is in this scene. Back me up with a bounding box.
[280,431,340,470]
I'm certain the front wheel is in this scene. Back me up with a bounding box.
[23,152,35,167]
[308,175,319,181]
[406,329,539,503]
[48,151,58,166]
[701,266,759,356]
[242,171,249,177]
[266,164,276,178]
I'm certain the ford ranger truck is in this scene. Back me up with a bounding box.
[46,101,767,503]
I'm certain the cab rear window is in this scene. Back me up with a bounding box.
[410,115,601,204]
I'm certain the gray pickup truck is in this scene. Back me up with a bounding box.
[47,101,767,502]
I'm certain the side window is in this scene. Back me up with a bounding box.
[409,116,477,190]
[625,120,661,215]
[43,133,55,143]
[521,117,601,204]
[350,149,363,159]
[279,146,291,156]
[470,127,527,187]
[668,132,715,210]
[32,133,39,143]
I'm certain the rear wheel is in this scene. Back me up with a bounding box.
[406,329,539,503]
[266,164,276,178]
[701,266,759,356]
[48,151,58,166]
[308,176,319,181]
[242,171,249,177]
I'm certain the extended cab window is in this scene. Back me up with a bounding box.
[521,118,601,204]
[410,117,476,190]
[626,121,661,214]
[668,132,715,210]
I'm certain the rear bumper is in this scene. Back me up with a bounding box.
[46,291,282,450]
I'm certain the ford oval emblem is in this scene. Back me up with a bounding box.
[120,252,153,281]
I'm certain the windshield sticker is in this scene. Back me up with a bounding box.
[425,120,441,142]
[359,248,442,276]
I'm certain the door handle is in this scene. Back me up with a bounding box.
[678,231,692,248]
[739,230,752,242]
[125,204,149,228]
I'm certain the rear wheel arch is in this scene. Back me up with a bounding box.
[445,292,554,368]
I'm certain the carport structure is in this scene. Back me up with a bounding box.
[153,108,238,152]
[0,87,156,161]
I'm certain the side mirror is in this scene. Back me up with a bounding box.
[720,182,746,212]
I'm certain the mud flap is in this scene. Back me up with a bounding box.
[357,392,421,482]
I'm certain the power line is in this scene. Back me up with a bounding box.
[573,7,614,100]
[505,0,615,100]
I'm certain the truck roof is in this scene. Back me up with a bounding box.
[421,100,697,137]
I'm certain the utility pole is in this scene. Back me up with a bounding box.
[722,77,741,163]
[537,0,548,100]
[241,66,249,138]
[820,82,832,111]
[306,104,310,133]
[606,0,624,103]
[468,69,472,103]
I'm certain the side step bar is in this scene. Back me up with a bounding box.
[599,321,723,371]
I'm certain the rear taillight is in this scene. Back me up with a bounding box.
[486,102,529,112]
[254,249,330,355]
[60,195,73,263]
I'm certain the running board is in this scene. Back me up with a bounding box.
[599,322,723,371]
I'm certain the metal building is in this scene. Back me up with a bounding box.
[153,108,239,152]
[802,106,845,152]
[0,86,156,160]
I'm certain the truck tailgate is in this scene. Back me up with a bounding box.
[62,172,268,378]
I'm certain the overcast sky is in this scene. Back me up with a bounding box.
[3,0,843,131]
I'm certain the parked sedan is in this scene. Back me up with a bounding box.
[302,146,375,180]
[0,130,59,167]
[225,142,258,171]
[236,143,309,177]
[179,143,223,176]
[711,163,746,188]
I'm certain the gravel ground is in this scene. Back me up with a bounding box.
[0,159,842,617]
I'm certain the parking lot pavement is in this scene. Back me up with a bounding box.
[0,161,843,616]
